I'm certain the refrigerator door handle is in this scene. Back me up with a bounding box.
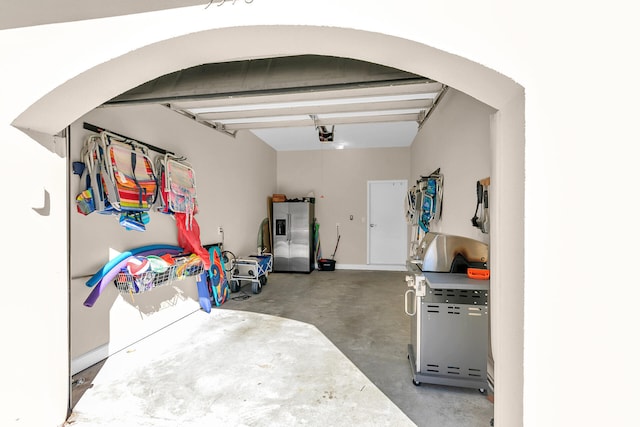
[287,213,291,242]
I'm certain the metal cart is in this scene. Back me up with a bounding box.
[228,253,273,294]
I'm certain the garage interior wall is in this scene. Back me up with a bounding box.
[70,103,277,372]
[410,89,494,245]
[276,147,410,267]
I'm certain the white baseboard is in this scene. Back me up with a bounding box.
[71,344,110,375]
[333,263,407,272]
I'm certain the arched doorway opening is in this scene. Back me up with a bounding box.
[14,25,524,425]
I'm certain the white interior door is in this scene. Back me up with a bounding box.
[368,180,408,265]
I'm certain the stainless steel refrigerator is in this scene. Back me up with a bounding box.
[272,201,315,273]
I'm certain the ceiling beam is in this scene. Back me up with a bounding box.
[195,99,434,121]
[168,82,443,111]
[216,112,424,131]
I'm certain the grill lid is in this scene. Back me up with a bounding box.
[411,232,488,273]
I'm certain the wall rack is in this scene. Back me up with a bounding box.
[114,255,204,296]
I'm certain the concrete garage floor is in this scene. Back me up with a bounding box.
[69,269,493,426]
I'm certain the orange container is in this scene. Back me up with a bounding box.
[467,268,490,280]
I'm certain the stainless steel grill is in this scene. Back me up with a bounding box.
[404,232,490,392]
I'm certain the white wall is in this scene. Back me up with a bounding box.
[69,104,276,372]
[0,129,69,426]
[490,90,525,425]
[277,147,410,266]
[1,1,639,426]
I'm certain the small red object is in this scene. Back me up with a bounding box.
[467,268,490,280]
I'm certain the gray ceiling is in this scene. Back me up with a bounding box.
[104,55,446,151]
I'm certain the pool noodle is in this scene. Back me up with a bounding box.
[83,257,132,307]
[85,244,183,288]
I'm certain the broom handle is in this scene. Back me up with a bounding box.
[332,235,341,259]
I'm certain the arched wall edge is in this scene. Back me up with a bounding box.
[11,24,526,426]
[12,25,523,135]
